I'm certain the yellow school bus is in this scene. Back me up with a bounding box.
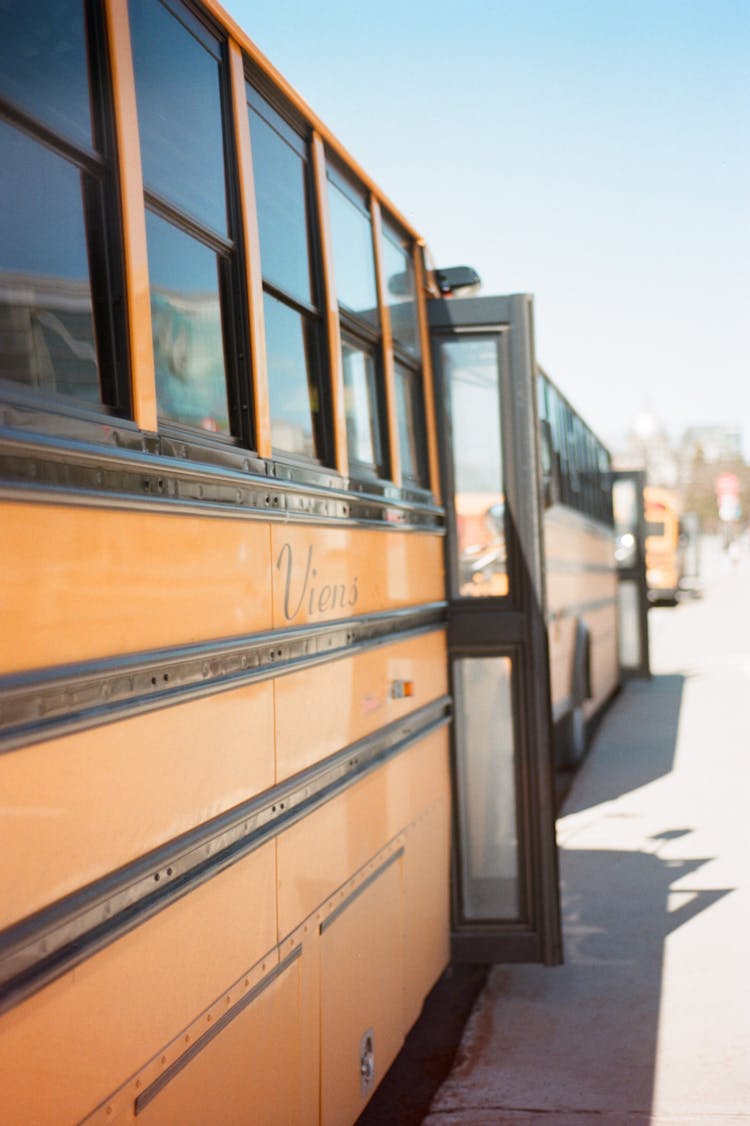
[0,4,580,1123]
[644,486,684,604]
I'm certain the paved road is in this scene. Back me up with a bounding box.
[423,536,750,1125]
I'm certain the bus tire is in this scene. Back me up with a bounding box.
[564,623,591,766]
[567,704,586,762]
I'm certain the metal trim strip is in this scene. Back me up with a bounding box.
[0,698,451,1014]
[0,428,443,527]
[0,604,447,753]
[133,946,302,1115]
[319,847,404,935]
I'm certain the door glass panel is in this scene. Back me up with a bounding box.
[454,656,519,920]
[613,477,639,568]
[618,579,641,669]
[440,336,508,597]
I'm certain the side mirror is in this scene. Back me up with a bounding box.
[434,265,481,295]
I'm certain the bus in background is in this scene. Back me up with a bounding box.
[644,486,684,604]
[537,373,620,768]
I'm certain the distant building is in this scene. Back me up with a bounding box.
[614,416,745,492]
[680,425,743,465]
[613,408,678,487]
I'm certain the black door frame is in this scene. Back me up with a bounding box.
[430,294,562,966]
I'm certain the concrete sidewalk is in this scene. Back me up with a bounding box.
[424,545,750,1125]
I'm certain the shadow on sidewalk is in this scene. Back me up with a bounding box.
[543,839,735,1118]
[563,674,686,814]
[422,836,735,1122]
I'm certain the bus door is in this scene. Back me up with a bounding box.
[612,469,651,678]
[429,294,562,965]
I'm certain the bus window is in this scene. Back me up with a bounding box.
[1,122,100,403]
[0,0,92,149]
[381,223,420,359]
[394,359,428,487]
[145,211,229,433]
[341,337,383,473]
[130,0,239,437]
[327,174,379,325]
[327,167,385,478]
[247,85,324,461]
[0,3,125,415]
[129,0,227,235]
[383,220,428,489]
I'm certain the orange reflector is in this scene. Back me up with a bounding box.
[390,679,415,699]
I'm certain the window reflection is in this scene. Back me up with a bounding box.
[342,339,382,473]
[264,293,318,458]
[382,229,419,357]
[327,181,378,325]
[249,106,311,306]
[0,120,100,402]
[129,0,227,234]
[145,211,229,433]
[441,337,508,597]
[0,0,93,149]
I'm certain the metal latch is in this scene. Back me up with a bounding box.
[359,1028,375,1096]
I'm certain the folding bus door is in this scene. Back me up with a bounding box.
[613,468,651,678]
[429,293,561,965]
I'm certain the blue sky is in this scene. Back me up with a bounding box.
[223,0,750,456]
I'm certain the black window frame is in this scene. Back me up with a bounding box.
[0,0,131,425]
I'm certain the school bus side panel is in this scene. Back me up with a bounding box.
[2,503,273,673]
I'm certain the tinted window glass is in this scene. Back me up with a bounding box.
[342,339,381,472]
[382,229,419,357]
[327,180,378,324]
[146,210,229,433]
[264,292,318,458]
[0,0,92,149]
[249,104,311,305]
[394,361,426,486]
[129,0,227,234]
[0,120,99,401]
